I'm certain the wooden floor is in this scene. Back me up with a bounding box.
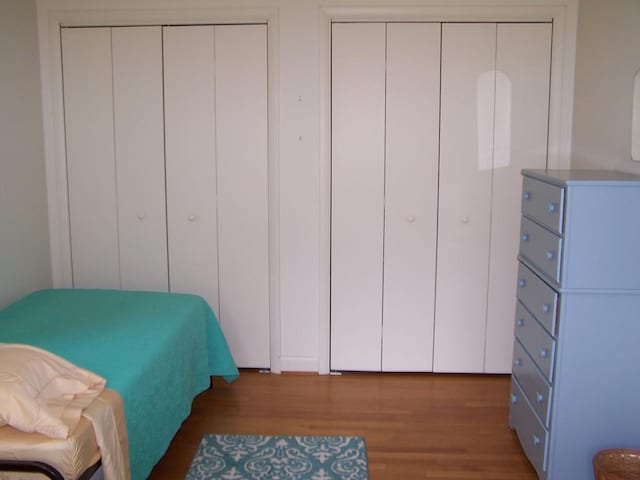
[148,371,537,480]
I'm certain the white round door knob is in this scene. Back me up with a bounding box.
[406,215,416,223]
[188,215,197,222]
[461,216,470,224]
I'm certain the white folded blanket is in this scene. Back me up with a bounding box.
[0,343,105,439]
[0,343,130,480]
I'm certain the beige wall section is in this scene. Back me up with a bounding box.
[572,0,640,172]
[0,0,51,308]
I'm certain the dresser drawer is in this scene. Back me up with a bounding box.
[514,301,556,382]
[516,262,558,335]
[519,217,563,284]
[521,176,565,235]
[509,378,548,478]
[512,339,553,427]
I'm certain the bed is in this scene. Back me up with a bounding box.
[0,288,239,480]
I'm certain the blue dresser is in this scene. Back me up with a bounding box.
[509,169,640,479]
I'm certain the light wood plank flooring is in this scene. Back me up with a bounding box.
[148,371,537,479]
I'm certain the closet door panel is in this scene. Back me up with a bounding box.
[214,25,270,368]
[382,23,440,372]
[61,28,119,288]
[434,24,497,372]
[112,26,168,292]
[484,23,552,372]
[331,23,386,371]
[163,26,219,313]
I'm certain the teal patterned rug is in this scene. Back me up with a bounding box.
[185,434,369,480]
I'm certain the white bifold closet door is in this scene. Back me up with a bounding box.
[163,25,270,369]
[331,23,440,371]
[434,23,551,372]
[484,24,552,372]
[62,25,269,369]
[61,27,168,291]
[331,23,385,371]
[215,26,270,369]
[163,26,220,317]
[382,24,440,371]
[434,24,497,373]
[331,21,551,373]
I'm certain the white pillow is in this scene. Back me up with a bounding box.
[0,343,106,439]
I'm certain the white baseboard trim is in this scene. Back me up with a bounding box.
[280,356,319,373]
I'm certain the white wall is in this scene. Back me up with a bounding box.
[278,0,322,371]
[0,0,51,308]
[571,0,640,172]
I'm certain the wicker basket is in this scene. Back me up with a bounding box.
[593,449,640,480]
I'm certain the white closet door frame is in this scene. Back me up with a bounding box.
[319,4,577,373]
[38,5,282,373]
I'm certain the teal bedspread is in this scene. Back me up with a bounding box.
[0,288,238,480]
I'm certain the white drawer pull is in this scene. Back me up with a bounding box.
[516,318,524,327]
[188,215,197,222]
[548,202,558,213]
[514,358,522,367]
[533,435,541,446]
[521,233,530,242]
[511,393,518,404]
[518,279,527,288]
[536,392,545,404]
[546,250,555,261]
[539,348,548,359]
[136,212,146,220]
[406,215,416,223]
[523,192,532,201]
[542,303,551,314]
